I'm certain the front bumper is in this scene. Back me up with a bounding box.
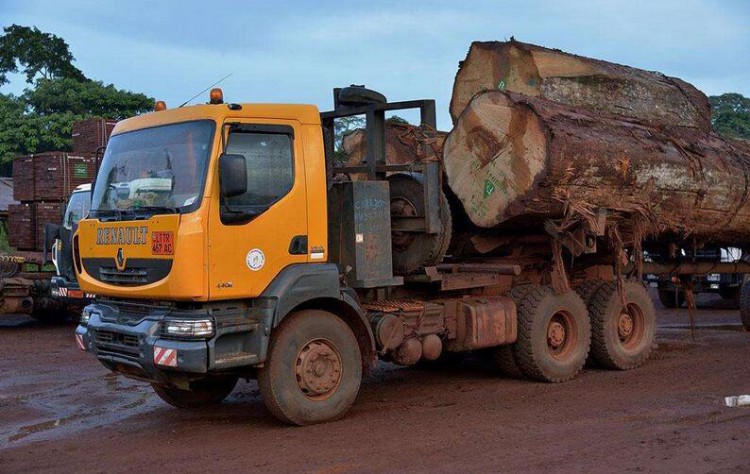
[76,299,273,384]
[50,276,95,305]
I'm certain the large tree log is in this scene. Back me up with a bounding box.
[443,90,750,246]
[450,40,711,132]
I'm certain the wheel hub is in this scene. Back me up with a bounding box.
[390,197,417,252]
[295,340,342,399]
[618,312,634,340]
[547,321,566,348]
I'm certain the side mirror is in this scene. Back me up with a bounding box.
[219,153,248,198]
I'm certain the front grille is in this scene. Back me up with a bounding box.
[96,330,140,349]
[99,267,148,286]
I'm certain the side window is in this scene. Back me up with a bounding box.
[222,131,294,221]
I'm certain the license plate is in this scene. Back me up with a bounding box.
[68,289,84,299]
[151,231,174,255]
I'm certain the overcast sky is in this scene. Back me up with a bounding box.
[2,0,749,129]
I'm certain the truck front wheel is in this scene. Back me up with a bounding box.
[589,282,656,370]
[151,377,238,409]
[258,309,362,425]
[514,286,590,383]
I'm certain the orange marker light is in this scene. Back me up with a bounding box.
[155,100,167,111]
[210,88,224,104]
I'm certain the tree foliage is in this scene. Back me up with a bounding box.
[0,25,153,170]
[710,93,750,140]
[0,25,85,85]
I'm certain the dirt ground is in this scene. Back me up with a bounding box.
[1,290,749,473]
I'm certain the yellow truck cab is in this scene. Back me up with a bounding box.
[74,87,656,425]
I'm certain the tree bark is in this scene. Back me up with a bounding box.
[443,90,750,246]
[450,40,711,132]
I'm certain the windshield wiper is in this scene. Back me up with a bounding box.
[135,206,179,215]
[92,208,132,221]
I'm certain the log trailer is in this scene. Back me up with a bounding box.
[73,86,748,425]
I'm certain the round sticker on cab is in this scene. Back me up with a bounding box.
[246,249,265,271]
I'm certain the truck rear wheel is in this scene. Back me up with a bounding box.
[258,309,362,425]
[740,280,750,331]
[514,286,590,383]
[151,377,238,409]
[389,174,452,275]
[491,284,534,378]
[589,282,655,370]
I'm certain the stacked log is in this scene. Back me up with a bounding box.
[449,40,711,132]
[442,90,750,246]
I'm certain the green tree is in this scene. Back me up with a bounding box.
[0,25,154,169]
[710,93,750,140]
[26,78,152,119]
[0,25,85,85]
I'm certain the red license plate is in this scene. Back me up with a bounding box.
[151,231,174,255]
[68,290,84,299]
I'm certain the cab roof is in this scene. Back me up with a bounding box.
[112,103,322,136]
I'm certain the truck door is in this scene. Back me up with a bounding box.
[208,122,308,299]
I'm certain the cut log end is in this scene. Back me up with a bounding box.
[444,91,547,228]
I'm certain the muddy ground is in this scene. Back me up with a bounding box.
[1,290,749,473]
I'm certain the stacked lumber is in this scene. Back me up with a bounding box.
[7,203,35,250]
[35,202,63,251]
[72,118,117,153]
[7,119,114,251]
[443,40,750,248]
[13,152,97,202]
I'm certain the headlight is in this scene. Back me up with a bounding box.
[163,318,214,339]
[80,308,91,326]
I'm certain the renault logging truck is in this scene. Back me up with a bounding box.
[73,87,668,425]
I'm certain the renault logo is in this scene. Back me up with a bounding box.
[115,248,126,271]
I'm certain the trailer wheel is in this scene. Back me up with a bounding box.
[513,286,590,383]
[491,284,535,378]
[589,282,656,370]
[657,288,685,309]
[258,309,362,425]
[151,377,238,409]
[740,280,750,331]
[388,174,452,275]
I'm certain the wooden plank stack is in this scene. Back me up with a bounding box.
[8,119,115,251]
[72,118,117,153]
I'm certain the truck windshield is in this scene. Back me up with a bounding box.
[64,190,91,230]
[90,120,214,219]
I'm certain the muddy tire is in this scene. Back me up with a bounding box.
[490,285,535,378]
[740,280,750,331]
[389,174,452,275]
[513,286,590,383]
[658,288,684,308]
[151,377,238,409]
[576,280,606,306]
[589,282,656,370]
[258,310,362,425]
